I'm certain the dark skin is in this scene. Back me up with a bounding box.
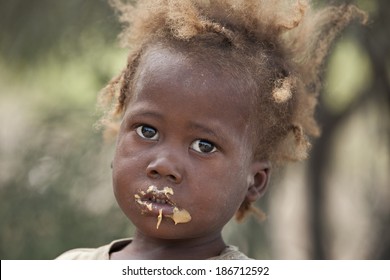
[110,45,270,259]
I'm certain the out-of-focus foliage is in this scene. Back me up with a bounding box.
[0,0,388,259]
[324,38,373,112]
[0,0,120,65]
[0,0,131,259]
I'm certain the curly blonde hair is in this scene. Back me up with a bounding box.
[98,0,367,220]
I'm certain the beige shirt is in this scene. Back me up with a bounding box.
[56,238,251,260]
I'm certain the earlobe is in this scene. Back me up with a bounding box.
[246,161,271,203]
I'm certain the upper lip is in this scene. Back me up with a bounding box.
[135,185,176,206]
[141,191,175,206]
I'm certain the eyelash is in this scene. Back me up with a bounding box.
[134,124,218,154]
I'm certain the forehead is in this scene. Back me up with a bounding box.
[132,45,253,116]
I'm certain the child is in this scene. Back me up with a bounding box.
[57,0,366,259]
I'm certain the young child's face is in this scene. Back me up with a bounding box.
[112,45,258,240]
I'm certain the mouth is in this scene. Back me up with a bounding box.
[142,190,175,206]
[134,186,175,214]
[134,185,191,229]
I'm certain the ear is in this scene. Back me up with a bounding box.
[246,160,271,203]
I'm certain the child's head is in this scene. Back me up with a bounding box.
[112,43,270,239]
[99,0,367,235]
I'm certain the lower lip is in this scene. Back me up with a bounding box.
[138,200,175,216]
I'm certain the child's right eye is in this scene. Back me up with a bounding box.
[135,125,159,140]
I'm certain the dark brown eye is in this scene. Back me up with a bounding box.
[136,125,159,140]
[190,139,217,154]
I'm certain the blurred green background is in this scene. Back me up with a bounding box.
[0,0,389,259]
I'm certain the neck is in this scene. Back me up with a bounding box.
[112,230,226,260]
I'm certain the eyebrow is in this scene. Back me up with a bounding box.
[187,121,226,143]
[125,109,164,121]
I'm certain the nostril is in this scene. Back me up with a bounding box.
[167,174,177,182]
[148,170,159,178]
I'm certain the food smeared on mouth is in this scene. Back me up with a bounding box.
[146,185,174,197]
[134,193,153,211]
[134,185,192,229]
[156,209,163,229]
[167,207,192,225]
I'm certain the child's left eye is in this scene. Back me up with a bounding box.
[135,125,159,140]
[190,139,217,154]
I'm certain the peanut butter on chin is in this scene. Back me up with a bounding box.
[167,207,192,225]
[156,209,163,229]
[155,208,192,230]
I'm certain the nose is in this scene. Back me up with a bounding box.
[146,150,183,184]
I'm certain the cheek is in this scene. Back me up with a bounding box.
[114,131,137,158]
[220,159,251,207]
[112,164,132,208]
[193,161,249,220]
[113,131,147,172]
[112,136,144,198]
